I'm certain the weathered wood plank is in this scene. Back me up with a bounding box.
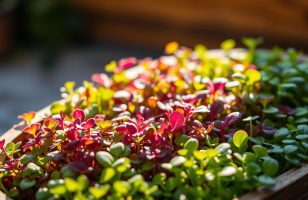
[71,0,308,50]
[0,105,51,144]
[239,163,308,200]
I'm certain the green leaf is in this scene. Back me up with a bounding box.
[128,174,144,189]
[248,137,262,145]
[96,120,113,131]
[36,188,51,200]
[193,151,207,161]
[283,145,298,154]
[112,158,130,173]
[109,142,125,158]
[19,178,36,190]
[153,173,167,185]
[281,83,297,89]
[145,185,159,196]
[50,102,67,115]
[263,107,279,114]
[177,149,188,156]
[100,167,116,183]
[295,118,308,124]
[204,149,218,158]
[20,154,34,164]
[89,185,110,199]
[246,162,261,175]
[233,130,248,149]
[243,115,260,121]
[262,157,279,176]
[215,143,230,153]
[242,37,263,49]
[297,124,308,134]
[268,146,283,154]
[252,145,268,157]
[245,69,261,85]
[297,153,308,160]
[77,175,89,191]
[258,175,275,186]
[170,156,186,166]
[22,162,41,176]
[113,181,130,195]
[232,73,246,80]
[302,142,308,149]
[161,163,173,171]
[96,151,114,167]
[282,139,296,144]
[184,138,199,152]
[175,135,191,146]
[226,81,240,88]
[49,185,66,195]
[60,166,76,178]
[64,177,79,192]
[289,77,305,83]
[218,166,237,177]
[274,128,289,141]
[295,108,308,117]
[105,61,117,72]
[99,88,114,101]
[165,177,177,192]
[5,142,15,155]
[296,134,308,140]
[195,44,207,60]
[64,81,75,93]
[285,155,301,165]
[141,161,154,171]
[244,152,256,163]
[221,39,235,51]
[7,189,19,198]
[48,179,64,188]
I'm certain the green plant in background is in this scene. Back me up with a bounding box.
[22,0,82,69]
[0,39,307,199]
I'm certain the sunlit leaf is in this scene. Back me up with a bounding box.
[169,111,185,131]
[18,111,35,125]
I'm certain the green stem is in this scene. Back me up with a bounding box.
[0,179,8,194]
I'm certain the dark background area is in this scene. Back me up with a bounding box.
[0,0,307,133]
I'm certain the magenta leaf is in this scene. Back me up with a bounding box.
[192,105,210,113]
[0,139,5,150]
[224,112,242,127]
[125,122,138,134]
[169,111,185,131]
[210,100,224,121]
[116,125,127,134]
[73,109,85,122]
[91,73,111,87]
[66,129,79,140]
[118,57,137,70]
[82,118,95,129]
[3,159,19,170]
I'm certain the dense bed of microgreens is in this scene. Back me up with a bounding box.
[0,38,307,200]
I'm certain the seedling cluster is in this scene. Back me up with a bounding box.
[0,39,307,199]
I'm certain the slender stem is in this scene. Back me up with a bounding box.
[0,179,8,194]
[250,120,253,137]
[220,129,225,142]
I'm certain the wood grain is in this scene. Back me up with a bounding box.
[239,164,308,200]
